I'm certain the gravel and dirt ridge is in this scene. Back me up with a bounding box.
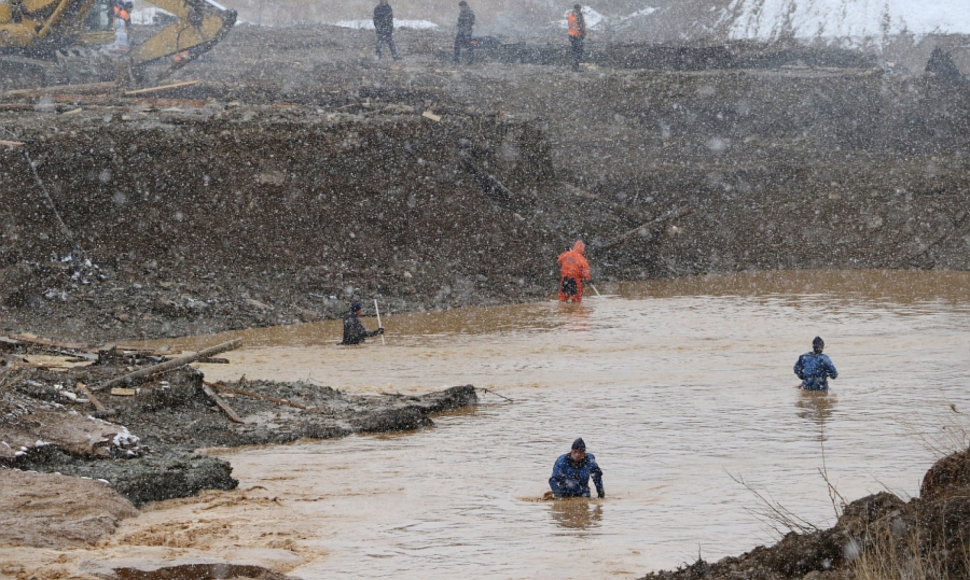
[1,25,969,343]
[1,22,970,579]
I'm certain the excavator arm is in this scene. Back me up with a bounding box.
[128,0,235,72]
[0,0,235,83]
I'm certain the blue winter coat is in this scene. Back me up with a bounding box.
[794,352,838,391]
[549,452,604,498]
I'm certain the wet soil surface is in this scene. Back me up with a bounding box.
[2,353,476,508]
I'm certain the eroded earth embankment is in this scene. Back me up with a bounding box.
[1,26,970,343]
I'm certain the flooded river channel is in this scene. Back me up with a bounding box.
[138,270,970,579]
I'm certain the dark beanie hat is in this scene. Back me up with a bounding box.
[812,336,824,352]
[351,301,362,312]
[571,437,586,451]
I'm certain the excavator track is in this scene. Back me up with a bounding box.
[47,46,122,84]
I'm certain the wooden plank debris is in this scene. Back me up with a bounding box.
[0,139,25,148]
[122,80,200,96]
[207,381,307,410]
[132,97,207,108]
[3,81,118,98]
[422,111,442,122]
[202,384,245,423]
[0,333,97,359]
[96,339,241,391]
[75,382,109,414]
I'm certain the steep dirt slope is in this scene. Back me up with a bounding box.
[1,26,969,344]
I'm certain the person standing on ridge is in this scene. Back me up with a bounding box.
[453,0,475,64]
[549,438,605,498]
[373,0,399,60]
[341,301,385,345]
[557,240,592,303]
[567,4,586,71]
[111,0,130,51]
[794,336,838,391]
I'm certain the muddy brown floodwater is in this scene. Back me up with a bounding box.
[12,269,970,579]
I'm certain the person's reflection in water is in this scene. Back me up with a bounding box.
[560,303,589,331]
[548,497,603,530]
[795,389,837,441]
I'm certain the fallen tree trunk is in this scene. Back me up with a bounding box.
[595,206,692,251]
[559,182,652,224]
[95,339,241,391]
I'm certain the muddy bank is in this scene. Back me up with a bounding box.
[0,468,139,548]
[1,345,477,509]
[639,446,970,580]
[1,26,969,344]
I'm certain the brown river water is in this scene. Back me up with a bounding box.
[108,270,970,578]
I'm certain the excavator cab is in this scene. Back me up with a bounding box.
[82,0,113,34]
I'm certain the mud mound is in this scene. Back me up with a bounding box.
[1,347,477,508]
[0,468,139,548]
[639,448,970,580]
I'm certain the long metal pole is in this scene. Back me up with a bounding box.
[374,299,386,345]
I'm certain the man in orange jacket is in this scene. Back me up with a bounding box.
[567,4,586,71]
[558,240,591,302]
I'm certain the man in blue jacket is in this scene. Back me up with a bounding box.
[549,438,605,498]
[794,336,838,390]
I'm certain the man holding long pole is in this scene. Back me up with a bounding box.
[340,301,385,345]
[374,299,386,345]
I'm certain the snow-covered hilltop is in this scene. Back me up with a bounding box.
[722,0,970,45]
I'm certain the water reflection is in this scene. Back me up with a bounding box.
[548,498,603,531]
[558,302,591,332]
[795,390,837,441]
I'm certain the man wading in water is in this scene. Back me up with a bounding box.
[557,240,592,303]
[341,301,385,345]
[794,336,838,391]
[548,438,605,498]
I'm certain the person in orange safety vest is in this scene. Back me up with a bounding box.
[557,240,592,302]
[567,4,586,71]
[111,1,130,51]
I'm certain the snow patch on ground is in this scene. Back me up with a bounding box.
[332,19,439,30]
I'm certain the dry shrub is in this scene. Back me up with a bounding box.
[852,448,970,580]
[849,503,970,580]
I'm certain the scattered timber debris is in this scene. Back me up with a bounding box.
[96,339,241,391]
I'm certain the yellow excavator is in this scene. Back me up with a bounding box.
[0,0,235,84]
